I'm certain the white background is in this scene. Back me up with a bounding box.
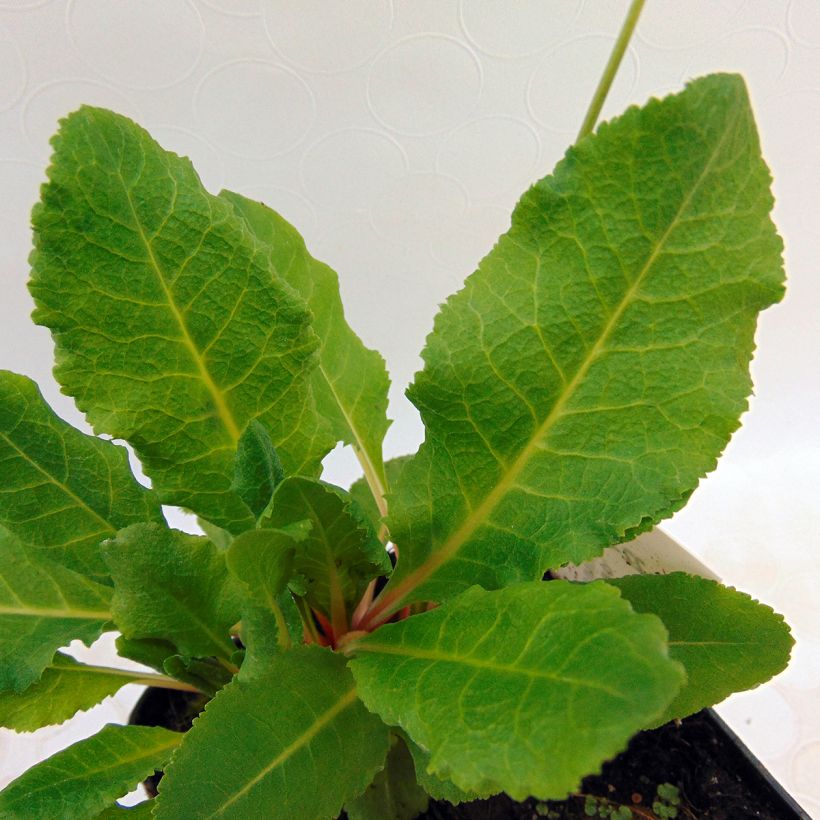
[0,0,818,814]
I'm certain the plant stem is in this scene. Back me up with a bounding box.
[269,599,292,651]
[55,660,201,693]
[576,0,646,141]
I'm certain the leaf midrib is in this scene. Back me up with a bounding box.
[118,167,241,444]
[354,641,627,698]
[0,603,111,620]
[376,102,742,617]
[211,686,359,816]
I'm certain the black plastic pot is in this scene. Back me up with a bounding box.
[129,688,809,818]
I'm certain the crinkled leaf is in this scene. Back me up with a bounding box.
[350,581,684,800]
[162,655,233,698]
[0,723,181,819]
[103,523,242,661]
[267,478,390,625]
[30,106,331,534]
[377,74,784,617]
[223,190,391,512]
[0,371,161,579]
[231,420,284,520]
[155,646,390,819]
[345,736,429,820]
[610,572,793,726]
[0,527,112,692]
[0,652,136,732]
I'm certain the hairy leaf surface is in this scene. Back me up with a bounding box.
[404,737,488,805]
[0,723,180,819]
[267,478,389,626]
[103,523,241,661]
[223,191,391,514]
[156,647,390,819]
[0,652,140,732]
[30,107,331,533]
[231,420,283,520]
[0,371,161,578]
[350,582,684,800]
[0,528,111,692]
[376,74,784,617]
[611,572,793,725]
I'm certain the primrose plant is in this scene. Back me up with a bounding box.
[0,55,793,820]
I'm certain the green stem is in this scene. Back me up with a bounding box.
[293,594,322,645]
[576,0,647,141]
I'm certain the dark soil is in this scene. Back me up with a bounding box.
[418,710,808,820]
[130,689,807,819]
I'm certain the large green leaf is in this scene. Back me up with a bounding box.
[0,723,181,819]
[345,736,430,820]
[0,371,161,579]
[223,191,391,515]
[266,478,390,630]
[610,572,793,725]
[371,74,784,619]
[30,106,331,534]
[0,652,139,732]
[155,647,390,819]
[349,581,684,800]
[103,523,242,661]
[0,528,111,692]
[404,737,488,805]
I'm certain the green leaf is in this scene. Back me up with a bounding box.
[155,646,390,819]
[162,655,233,698]
[103,523,242,661]
[0,371,162,579]
[349,456,411,534]
[0,527,112,692]
[96,802,154,817]
[0,652,135,732]
[376,74,784,617]
[266,478,390,627]
[404,737,488,805]
[345,736,429,820]
[231,420,284,520]
[0,723,181,819]
[349,581,684,800]
[30,106,332,534]
[223,191,391,515]
[609,573,793,725]
[115,636,178,674]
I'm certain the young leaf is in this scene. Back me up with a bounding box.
[155,646,391,819]
[103,523,242,661]
[345,736,430,820]
[30,106,332,534]
[222,191,392,515]
[374,74,784,619]
[349,581,684,801]
[0,370,162,579]
[610,572,793,726]
[231,420,284,520]
[0,527,112,692]
[0,652,136,732]
[162,655,233,698]
[0,723,181,819]
[266,478,390,630]
[225,525,302,668]
[115,636,178,674]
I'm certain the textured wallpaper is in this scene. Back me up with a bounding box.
[0,1,818,814]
